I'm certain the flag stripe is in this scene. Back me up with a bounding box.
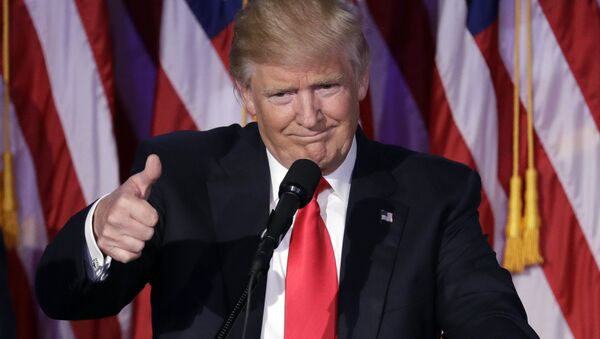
[159,0,241,132]
[537,0,600,132]
[535,136,600,338]
[122,0,163,65]
[499,0,600,267]
[435,1,506,252]
[107,0,154,180]
[471,21,534,257]
[152,67,198,135]
[471,22,530,196]
[359,2,430,152]
[73,5,134,335]
[11,1,122,338]
[430,68,496,246]
[489,2,600,337]
[6,2,597,339]
[210,22,234,72]
[512,267,574,339]
[131,285,152,339]
[1,84,77,338]
[73,0,117,115]
[11,0,86,242]
[23,0,120,204]
[474,16,599,338]
[358,89,375,139]
[364,0,434,123]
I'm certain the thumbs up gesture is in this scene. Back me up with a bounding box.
[93,154,162,263]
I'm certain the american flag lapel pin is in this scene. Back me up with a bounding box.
[380,209,393,223]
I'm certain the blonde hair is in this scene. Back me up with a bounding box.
[230,0,370,87]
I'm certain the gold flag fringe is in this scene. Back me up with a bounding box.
[1,152,18,249]
[503,0,543,272]
[521,0,543,266]
[504,177,525,272]
[523,169,543,265]
[503,0,524,272]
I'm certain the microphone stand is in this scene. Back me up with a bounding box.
[215,212,293,339]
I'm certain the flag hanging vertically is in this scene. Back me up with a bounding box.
[1,1,598,339]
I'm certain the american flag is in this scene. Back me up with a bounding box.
[1,0,598,338]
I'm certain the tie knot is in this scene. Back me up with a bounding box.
[314,177,330,197]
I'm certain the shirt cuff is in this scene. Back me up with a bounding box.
[84,194,112,282]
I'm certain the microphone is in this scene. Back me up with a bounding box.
[249,159,321,279]
[216,159,321,339]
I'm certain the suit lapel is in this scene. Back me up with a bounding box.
[337,134,409,339]
[206,124,271,338]
[205,125,409,338]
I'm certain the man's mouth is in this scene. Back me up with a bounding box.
[291,128,332,142]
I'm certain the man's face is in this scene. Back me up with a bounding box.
[239,56,368,174]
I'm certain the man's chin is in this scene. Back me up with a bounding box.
[305,154,340,175]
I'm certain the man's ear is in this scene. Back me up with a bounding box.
[357,70,370,101]
[236,81,256,116]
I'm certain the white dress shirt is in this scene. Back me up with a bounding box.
[84,137,357,338]
[85,194,112,281]
[261,138,356,338]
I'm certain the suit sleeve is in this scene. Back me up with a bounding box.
[0,232,16,339]
[35,142,160,320]
[435,170,539,339]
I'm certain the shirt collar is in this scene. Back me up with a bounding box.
[266,136,356,204]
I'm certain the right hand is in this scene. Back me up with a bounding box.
[93,154,162,263]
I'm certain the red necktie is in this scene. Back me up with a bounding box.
[285,177,338,339]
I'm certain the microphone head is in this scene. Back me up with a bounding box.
[279,159,321,207]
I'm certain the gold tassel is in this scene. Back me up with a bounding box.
[522,170,542,266]
[1,0,18,248]
[503,176,525,272]
[521,0,543,267]
[1,152,17,249]
[503,0,525,273]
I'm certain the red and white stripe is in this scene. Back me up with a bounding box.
[156,0,241,134]
[7,0,126,338]
[358,0,599,338]
[23,0,119,204]
[434,1,507,254]
[359,2,430,153]
[497,1,600,338]
[6,1,599,338]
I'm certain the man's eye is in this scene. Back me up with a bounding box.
[268,92,293,104]
[317,83,340,95]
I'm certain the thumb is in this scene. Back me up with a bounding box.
[132,154,162,199]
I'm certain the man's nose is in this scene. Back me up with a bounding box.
[294,91,323,128]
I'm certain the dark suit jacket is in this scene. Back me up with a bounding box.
[0,232,16,339]
[36,123,538,338]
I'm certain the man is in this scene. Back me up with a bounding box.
[36,0,539,338]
